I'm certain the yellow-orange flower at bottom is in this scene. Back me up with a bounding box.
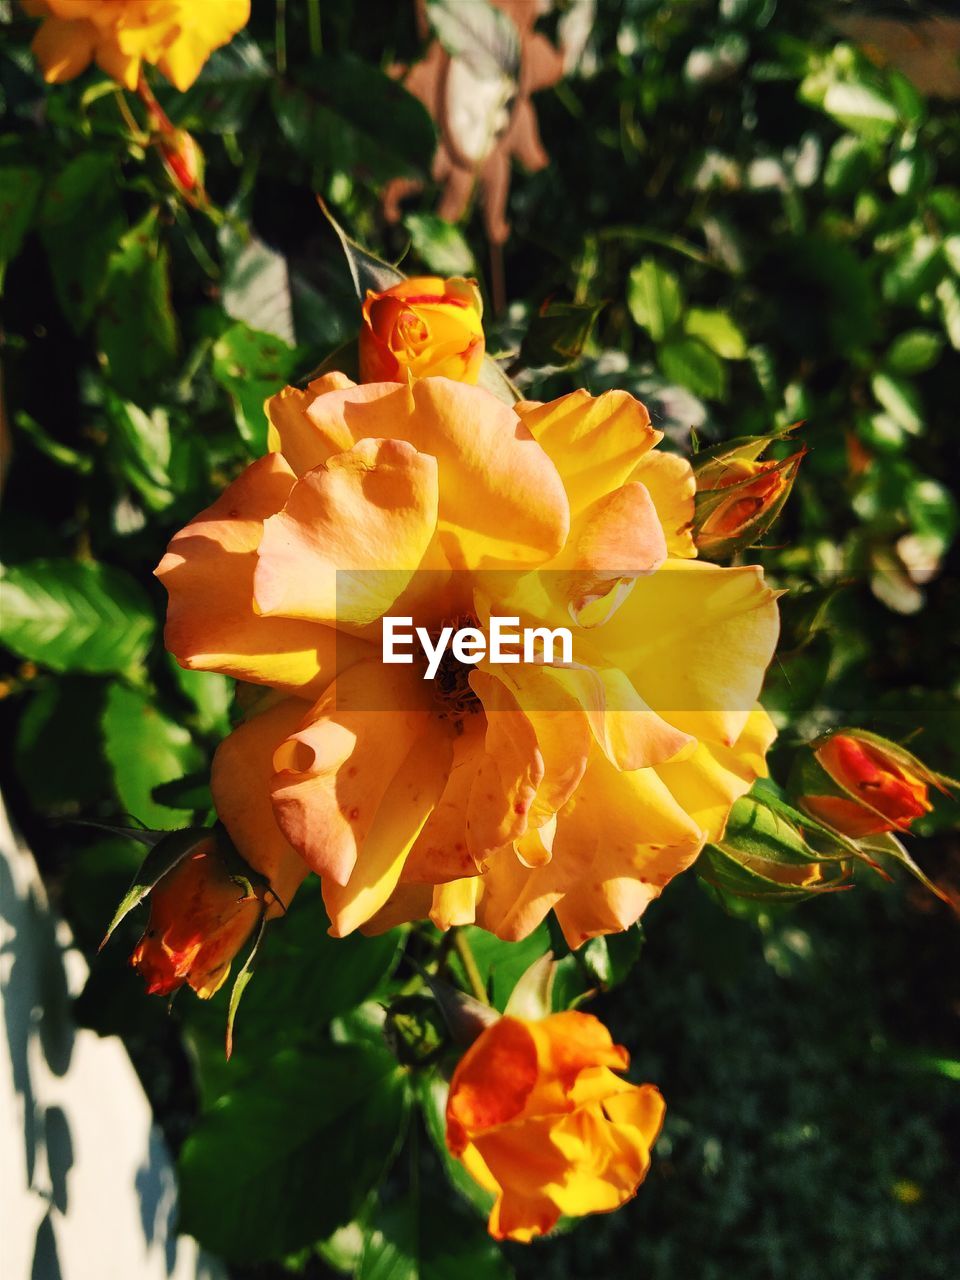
[129,836,261,999]
[446,1011,665,1242]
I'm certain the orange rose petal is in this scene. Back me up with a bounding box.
[403,714,486,883]
[563,480,668,625]
[266,374,358,477]
[321,717,451,936]
[156,454,351,695]
[314,379,570,569]
[270,660,437,887]
[210,696,313,913]
[467,670,545,857]
[253,437,440,625]
[447,1017,540,1136]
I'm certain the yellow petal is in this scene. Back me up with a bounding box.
[517,389,660,518]
[562,480,667,624]
[253,437,440,625]
[630,449,697,558]
[654,703,777,840]
[597,559,780,748]
[322,718,450,936]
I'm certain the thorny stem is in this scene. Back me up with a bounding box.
[452,929,488,1004]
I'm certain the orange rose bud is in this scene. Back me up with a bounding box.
[358,276,485,384]
[445,1011,665,1243]
[129,835,261,1000]
[158,127,204,196]
[695,452,802,555]
[802,733,933,838]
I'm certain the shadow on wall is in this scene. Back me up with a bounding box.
[0,798,222,1280]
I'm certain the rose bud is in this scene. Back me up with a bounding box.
[358,276,485,384]
[692,431,804,559]
[157,127,204,198]
[446,1010,665,1242]
[800,731,934,839]
[129,833,262,1000]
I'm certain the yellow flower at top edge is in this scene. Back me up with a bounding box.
[155,361,780,952]
[446,1010,665,1242]
[22,0,251,91]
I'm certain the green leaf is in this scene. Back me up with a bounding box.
[683,307,748,358]
[39,153,125,331]
[14,678,110,810]
[167,33,273,134]
[320,198,406,298]
[476,357,521,406]
[870,372,923,436]
[659,336,727,399]
[404,213,476,277]
[97,210,179,403]
[820,82,898,142]
[273,58,436,185]
[102,395,174,512]
[207,882,405,1062]
[882,234,943,306]
[169,660,233,737]
[359,1199,512,1280]
[936,276,960,349]
[178,1044,409,1263]
[885,329,944,375]
[220,229,296,346]
[0,165,42,291]
[448,925,551,1011]
[150,771,213,814]
[504,951,555,1020]
[519,299,604,368]
[627,258,683,341]
[211,321,302,451]
[100,826,213,946]
[417,1074,495,1218]
[0,560,154,675]
[102,684,204,829]
[823,135,873,198]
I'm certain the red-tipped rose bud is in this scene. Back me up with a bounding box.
[129,834,261,999]
[692,432,804,559]
[358,276,485,384]
[801,732,933,838]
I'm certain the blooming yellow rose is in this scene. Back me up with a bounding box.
[22,0,250,91]
[358,276,485,384]
[156,374,779,945]
[446,1010,665,1242]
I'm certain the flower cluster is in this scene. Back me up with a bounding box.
[154,278,780,953]
[119,272,947,1241]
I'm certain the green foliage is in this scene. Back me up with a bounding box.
[0,560,155,675]
[178,1042,410,1263]
[2,2,958,1278]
